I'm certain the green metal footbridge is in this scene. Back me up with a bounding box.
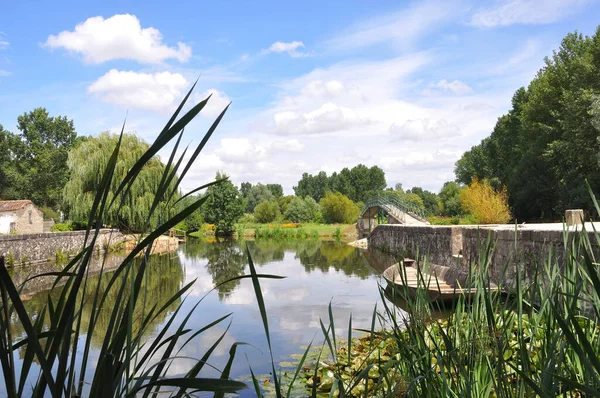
[357,193,428,236]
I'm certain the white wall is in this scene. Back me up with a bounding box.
[0,212,15,234]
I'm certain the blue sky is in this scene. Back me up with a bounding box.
[1,0,599,194]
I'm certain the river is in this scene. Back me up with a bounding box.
[8,237,401,396]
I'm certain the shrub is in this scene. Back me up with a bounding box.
[41,206,60,221]
[51,223,73,232]
[254,200,281,223]
[460,177,511,224]
[238,213,255,225]
[284,196,322,223]
[319,191,360,224]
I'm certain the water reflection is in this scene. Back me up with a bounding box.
[13,238,400,394]
[13,253,185,350]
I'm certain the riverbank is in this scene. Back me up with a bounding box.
[189,223,358,241]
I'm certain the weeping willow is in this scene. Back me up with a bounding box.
[62,132,179,231]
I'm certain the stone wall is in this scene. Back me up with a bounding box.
[368,224,600,288]
[368,224,463,268]
[0,229,125,264]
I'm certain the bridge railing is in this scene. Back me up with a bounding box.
[360,193,428,222]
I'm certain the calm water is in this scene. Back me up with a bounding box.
[9,238,401,395]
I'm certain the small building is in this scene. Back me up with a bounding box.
[0,200,44,234]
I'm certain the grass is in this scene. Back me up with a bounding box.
[0,82,279,397]
[279,189,600,396]
[228,222,356,240]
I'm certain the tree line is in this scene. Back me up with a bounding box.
[455,27,600,221]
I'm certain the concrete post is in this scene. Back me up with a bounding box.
[565,209,584,226]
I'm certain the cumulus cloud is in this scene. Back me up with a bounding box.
[380,150,461,171]
[300,80,346,98]
[195,89,231,118]
[215,138,267,163]
[271,139,305,152]
[389,118,461,141]
[265,41,311,57]
[432,79,473,95]
[273,102,369,136]
[0,70,11,77]
[87,69,188,112]
[0,36,8,50]
[45,14,192,64]
[470,0,590,27]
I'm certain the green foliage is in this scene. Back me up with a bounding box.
[62,132,177,232]
[460,178,511,224]
[238,213,255,224]
[254,200,281,223]
[438,181,463,216]
[244,183,275,213]
[5,253,14,267]
[319,191,360,224]
[277,195,294,214]
[266,183,283,198]
[403,192,424,209]
[284,196,322,223]
[0,108,80,209]
[204,172,245,235]
[41,206,60,221]
[455,27,600,220]
[294,164,386,203]
[405,187,440,216]
[177,194,204,232]
[51,223,72,232]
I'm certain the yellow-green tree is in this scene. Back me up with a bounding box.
[460,178,511,224]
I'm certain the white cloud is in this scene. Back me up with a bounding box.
[432,79,473,95]
[87,69,188,112]
[326,0,466,51]
[271,139,305,152]
[195,89,231,118]
[300,80,346,98]
[0,70,11,77]
[0,39,8,50]
[215,138,267,163]
[470,0,590,27]
[389,118,461,141]
[273,102,369,136]
[45,14,191,64]
[265,41,311,57]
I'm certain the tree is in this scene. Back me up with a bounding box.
[0,125,15,199]
[3,108,80,208]
[266,183,283,198]
[240,182,253,198]
[406,187,440,215]
[204,172,244,235]
[62,132,176,231]
[439,181,463,217]
[284,196,322,223]
[294,171,330,201]
[319,192,360,224]
[245,183,275,213]
[277,195,294,214]
[254,200,281,223]
[455,28,600,220]
[460,178,511,224]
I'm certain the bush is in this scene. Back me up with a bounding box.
[238,213,255,224]
[284,196,322,223]
[319,192,360,224]
[41,206,60,221]
[254,200,281,223]
[460,177,511,224]
[51,223,73,232]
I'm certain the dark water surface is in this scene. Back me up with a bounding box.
[9,238,400,395]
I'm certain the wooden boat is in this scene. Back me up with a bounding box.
[382,259,500,302]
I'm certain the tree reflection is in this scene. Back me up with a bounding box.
[13,252,185,359]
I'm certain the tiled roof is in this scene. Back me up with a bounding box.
[0,200,34,212]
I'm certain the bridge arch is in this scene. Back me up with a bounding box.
[357,193,428,236]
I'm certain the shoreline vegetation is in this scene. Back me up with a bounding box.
[189,222,357,241]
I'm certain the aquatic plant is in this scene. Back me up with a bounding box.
[0,83,281,397]
[286,185,600,396]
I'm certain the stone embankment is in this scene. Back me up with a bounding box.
[368,221,600,288]
[0,229,126,265]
